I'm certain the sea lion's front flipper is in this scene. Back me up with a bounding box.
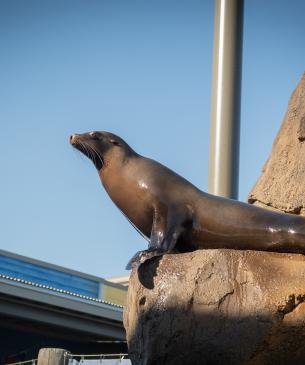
[125,249,163,270]
[149,204,193,252]
[126,205,193,270]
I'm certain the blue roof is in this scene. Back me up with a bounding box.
[0,254,100,298]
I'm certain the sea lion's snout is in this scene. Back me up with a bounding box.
[70,131,105,171]
[70,132,100,145]
[70,134,78,145]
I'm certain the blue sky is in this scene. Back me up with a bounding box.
[1,0,305,278]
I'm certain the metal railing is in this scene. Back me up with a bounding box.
[67,353,131,365]
[5,352,131,365]
[67,354,129,361]
[5,360,37,365]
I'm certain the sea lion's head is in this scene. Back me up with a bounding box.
[70,131,134,170]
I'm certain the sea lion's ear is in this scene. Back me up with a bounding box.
[109,138,120,146]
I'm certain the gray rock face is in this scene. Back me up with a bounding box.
[249,72,305,214]
[124,249,305,365]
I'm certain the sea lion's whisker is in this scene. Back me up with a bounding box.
[84,143,96,164]
[81,141,98,165]
[72,147,84,161]
[81,141,103,166]
[79,141,94,162]
[87,144,104,166]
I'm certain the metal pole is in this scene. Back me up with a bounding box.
[208,0,244,199]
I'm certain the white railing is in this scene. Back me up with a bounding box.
[6,350,131,365]
[67,354,130,365]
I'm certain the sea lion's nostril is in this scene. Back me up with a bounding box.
[70,134,76,144]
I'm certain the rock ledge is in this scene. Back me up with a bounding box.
[124,249,305,365]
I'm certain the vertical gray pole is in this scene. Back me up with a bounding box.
[208,0,244,199]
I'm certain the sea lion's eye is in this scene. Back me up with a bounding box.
[89,131,100,140]
[109,139,120,146]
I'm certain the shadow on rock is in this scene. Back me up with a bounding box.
[127,306,305,365]
[137,256,162,289]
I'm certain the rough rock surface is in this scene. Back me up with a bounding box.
[248,72,305,214]
[124,250,305,365]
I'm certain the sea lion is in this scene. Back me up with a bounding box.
[70,131,305,269]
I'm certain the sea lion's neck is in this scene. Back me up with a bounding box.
[98,152,140,201]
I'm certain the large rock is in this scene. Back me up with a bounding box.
[248,72,305,213]
[124,250,305,365]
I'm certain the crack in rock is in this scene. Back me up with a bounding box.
[279,293,305,317]
[217,289,235,309]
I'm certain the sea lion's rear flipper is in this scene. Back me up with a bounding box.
[125,249,163,270]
